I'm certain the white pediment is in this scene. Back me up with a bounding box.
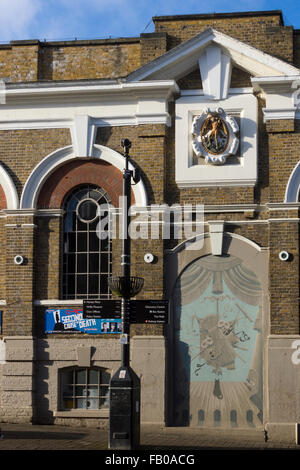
[126,28,300,84]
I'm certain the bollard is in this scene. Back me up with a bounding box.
[109,366,140,450]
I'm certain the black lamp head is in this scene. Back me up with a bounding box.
[121,139,131,153]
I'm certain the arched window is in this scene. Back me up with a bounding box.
[62,184,112,299]
[59,366,111,410]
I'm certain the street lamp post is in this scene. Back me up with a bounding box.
[108,139,143,450]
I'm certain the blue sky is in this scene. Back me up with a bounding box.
[0,0,299,43]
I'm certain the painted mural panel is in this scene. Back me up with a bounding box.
[173,255,263,429]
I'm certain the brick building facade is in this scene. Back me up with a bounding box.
[0,10,300,443]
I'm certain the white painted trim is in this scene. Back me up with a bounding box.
[0,114,172,131]
[2,208,65,217]
[209,221,224,255]
[20,145,148,209]
[5,80,179,100]
[224,232,264,252]
[21,145,74,209]
[176,179,257,188]
[252,75,300,92]
[127,28,300,82]
[198,44,231,100]
[284,160,300,203]
[34,300,83,306]
[263,108,296,122]
[175,93,257,188]
[267,202,300,210]
[180,88,253,96]
[93,145,148,207]
[204,204,259,213]
[0,165,19,210]
[165,230,264,255]
[268,218,300,222]
[71,115,95,157]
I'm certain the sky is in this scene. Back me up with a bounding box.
[0,0,299,43]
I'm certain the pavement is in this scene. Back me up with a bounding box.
[0,422,299,460]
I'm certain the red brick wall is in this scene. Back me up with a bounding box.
[0,185,7,209]
[37,159,133,209]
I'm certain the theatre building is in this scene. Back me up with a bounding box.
[1,9,300,443]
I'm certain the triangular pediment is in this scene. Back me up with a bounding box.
[126,28,300,84]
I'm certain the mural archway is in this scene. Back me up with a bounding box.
[166,233,268,429]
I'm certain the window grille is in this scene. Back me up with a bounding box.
[60,367,111,410]
[62,184,112,299]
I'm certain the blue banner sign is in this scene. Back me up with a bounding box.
[45,308,122,334]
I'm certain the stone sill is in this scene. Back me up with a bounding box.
[54,410,109,418]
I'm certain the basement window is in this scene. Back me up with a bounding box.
[60,366,111,410]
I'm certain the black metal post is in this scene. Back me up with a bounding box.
[121,138,132,368]
[108,139,141,450]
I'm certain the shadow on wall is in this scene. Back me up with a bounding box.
[32,338,53,425]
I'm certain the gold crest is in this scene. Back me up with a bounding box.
[200,112,229,155]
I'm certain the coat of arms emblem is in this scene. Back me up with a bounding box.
[192,108,239,165]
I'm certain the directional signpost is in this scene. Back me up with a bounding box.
[83,299,121,319]
[130,300,169,324]
[83,299,169,324]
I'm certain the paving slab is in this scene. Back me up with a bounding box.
[0,422,299,452]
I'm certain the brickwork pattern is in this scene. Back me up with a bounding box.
[0,44,39,82]
[39,41,141,81]
[153,13,294,63]
[0,128,71,198]
[4,218,36,336]
[267,120,300,202]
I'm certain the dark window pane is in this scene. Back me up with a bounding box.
[89,189,101,201]
[89,274,99,295]
[77,218,86,231]
[67,197,78,212]
[101,370,111,385]
[76,189,89,201]
[101,237,109,252]
[67,275,75,296]
[77,254,87,273]
[67,233,76,252]
[89,369,99,384]
[75,385,86,396]
[67,254,75,273]
[99,196,108,206]
[76,368,86,384]
[100,253,108,273]
[78,199,98,222]
[89,219,99,231]
[100,275,108,295]
[77,233,87,252]
[64,212,74,232]
[77,275,87,294]
[89,232,100,252]
[89,253,99,273]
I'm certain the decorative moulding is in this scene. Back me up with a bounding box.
[209,221,224,255]
[127,28,300,82]
[252,76,300,122]
[198,45,231,100]
[20,145,148,209]
[71,115,95,157]
[192,107,239,165]
[175,92,257,188]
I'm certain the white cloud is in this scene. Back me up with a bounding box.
[0,0,41,41]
